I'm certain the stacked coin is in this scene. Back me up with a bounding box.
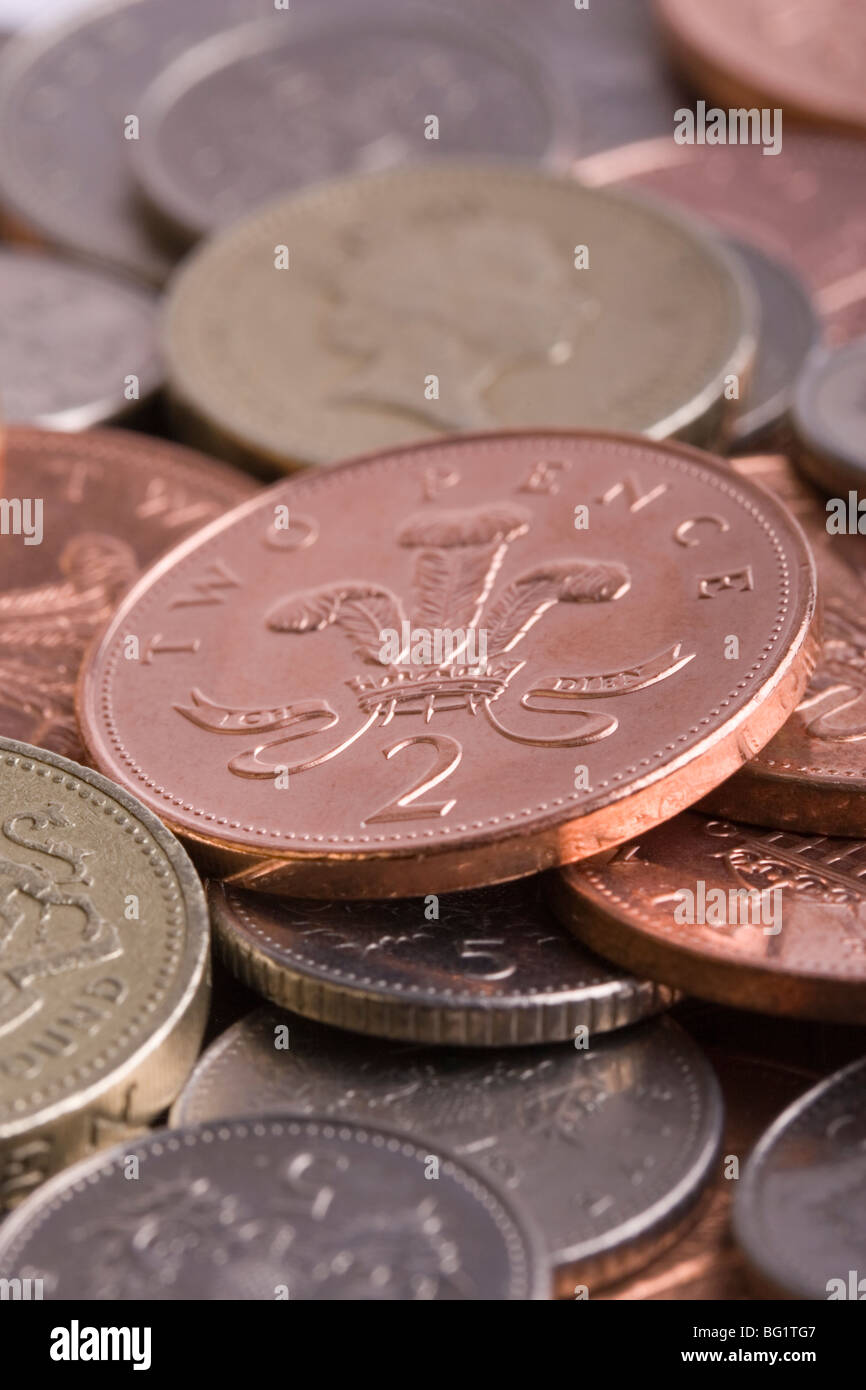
[0,0,864,1306]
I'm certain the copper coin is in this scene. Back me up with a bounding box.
[704,453,866,836]
[733,1055,866,1300]
[551,811,866,1024]
[0,427,255,763]
[576,131,866,347]
[791,337,866,499]
[654,0,866,135]
[209,876,674,1046]
[0,248,161,426]
[78,430,817,897]
[0,0,274,283]
[133,11,565,247]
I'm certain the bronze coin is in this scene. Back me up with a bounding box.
[654,0,866,136]
[576,131,866,346]
[208,876,674,1046]
[704,453,866,836]
[77,430,817,897]
[0,427,255,763]
[551,811,866,1024]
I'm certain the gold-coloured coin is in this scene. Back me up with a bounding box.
[0,738,210,1208]
[164,165,755,472]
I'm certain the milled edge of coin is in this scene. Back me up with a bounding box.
[76,428,820,897]
[0,246,163,427]
[207,880,676,1046]
[548,840,866,1025]
[0,737,210,1170]
[162,165,756,469]
[732,1055,866,1300]
[0,1112,551,1300]
[133,9,571,248]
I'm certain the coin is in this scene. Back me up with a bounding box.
[733,1055,866,1299]
[77,430,818,898]
[791,337,866,499]
[576,132,866,346]
[170,1009,722,1295]
[133,11,564,248]
[0,1113,547,1299]
[0,736,210,1208]
[0,0,275,283]
[551,811,866,1024]
[654,0,866,136]
[725,239,819,449]
[0,248,161,426]
[209,876,674,1046]
[0,426,255,764]
[602,1048,815,1300]
[163,166,754,470]
[704,454,866,836]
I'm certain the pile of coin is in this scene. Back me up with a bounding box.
[0,0,864,1303]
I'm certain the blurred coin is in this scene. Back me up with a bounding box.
[0,0,274,283]
[163,166,754,470]
[654,0,866,136]
[733,1055,866,1299]
[77,430,817,898]
[0,736,209,1207]
[0,426,254,764]
[0,248,160,425]
[576,132,866,347]
[791,337,866,499]
[551,811,866,1024]
[0,1113,547,1299]
[725,239,819,448]
[209,876,674,1046]
[170,1009,723,1296]
[133,11,564,248]
[705,453,866,836]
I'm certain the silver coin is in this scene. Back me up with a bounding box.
[0,0,275,283]
[0,1114,548,1300]
[727,237,820,448]
[210,878,674,1047]
[133,9,564,247]
[171,1009,723,1295]
[792,337,866,497]
[733,1055,866,1300]
[0,248,161,426]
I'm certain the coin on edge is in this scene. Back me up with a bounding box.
[0,426,256,764]
[733,1055,866,1300]
[163,166,754,470]
[654,0,866,136]
[0,1114,548,1299]
[170,1009,723,1296]
[550,811,866,1024]
[576,132,866,347]
[725,238,820,449]
[791,337,866,500]
[0,0,276,283]
[0,737,210,1207]
[704,453,866,836]
[209,876,675,1046]
[0,249,161,426]
[77,430,818,897]
[133,10,566,247]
